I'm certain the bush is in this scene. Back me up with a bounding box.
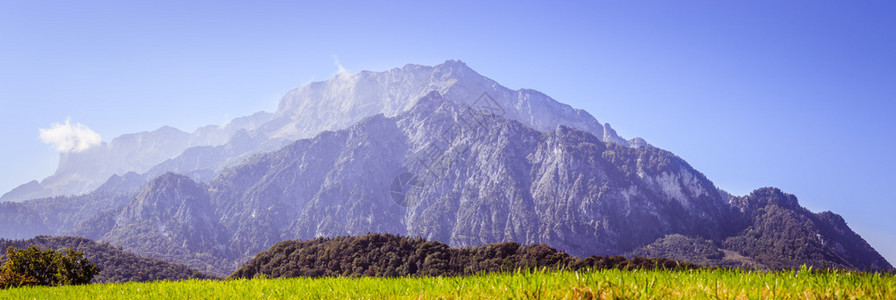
[0,246,98,289]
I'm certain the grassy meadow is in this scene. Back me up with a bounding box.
[1,267,893,299]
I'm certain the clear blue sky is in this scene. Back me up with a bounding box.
[1,1,894,264]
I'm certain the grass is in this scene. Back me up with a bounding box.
[2,267,893,299]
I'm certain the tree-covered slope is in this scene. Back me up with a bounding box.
[723,188,892,271]
[0,236,217,283]
[627,188,893,271]
[229,233,699,279]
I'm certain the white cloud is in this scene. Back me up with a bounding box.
[39,118,102,153]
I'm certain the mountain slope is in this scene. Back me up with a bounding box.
[97,173,232,275]
[626,188,892,271]
[723,188,892,270]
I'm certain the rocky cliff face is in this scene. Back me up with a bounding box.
[199,93,725,261]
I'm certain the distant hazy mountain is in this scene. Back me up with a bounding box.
[0,61,890,275]
[1,112,273,203]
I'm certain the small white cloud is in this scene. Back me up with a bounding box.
[39,118,102,153]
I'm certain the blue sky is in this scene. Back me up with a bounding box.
[1,1,895,264]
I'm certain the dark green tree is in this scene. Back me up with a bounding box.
[0,246,98,288]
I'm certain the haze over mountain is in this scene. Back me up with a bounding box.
[0,113,273,202]
[0,61,891,275]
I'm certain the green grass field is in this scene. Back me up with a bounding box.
[2,267,893,299]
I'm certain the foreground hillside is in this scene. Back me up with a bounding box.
[4,268,893,299]
[0,236,216,283]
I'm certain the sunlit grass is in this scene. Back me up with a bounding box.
[2,267,893,299]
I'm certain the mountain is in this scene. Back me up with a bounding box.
[0,236,216,283]
[0,60,891,275]
[57,92,892,274]
[3,60,634,203]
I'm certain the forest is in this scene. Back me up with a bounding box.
[230,233,699,279]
